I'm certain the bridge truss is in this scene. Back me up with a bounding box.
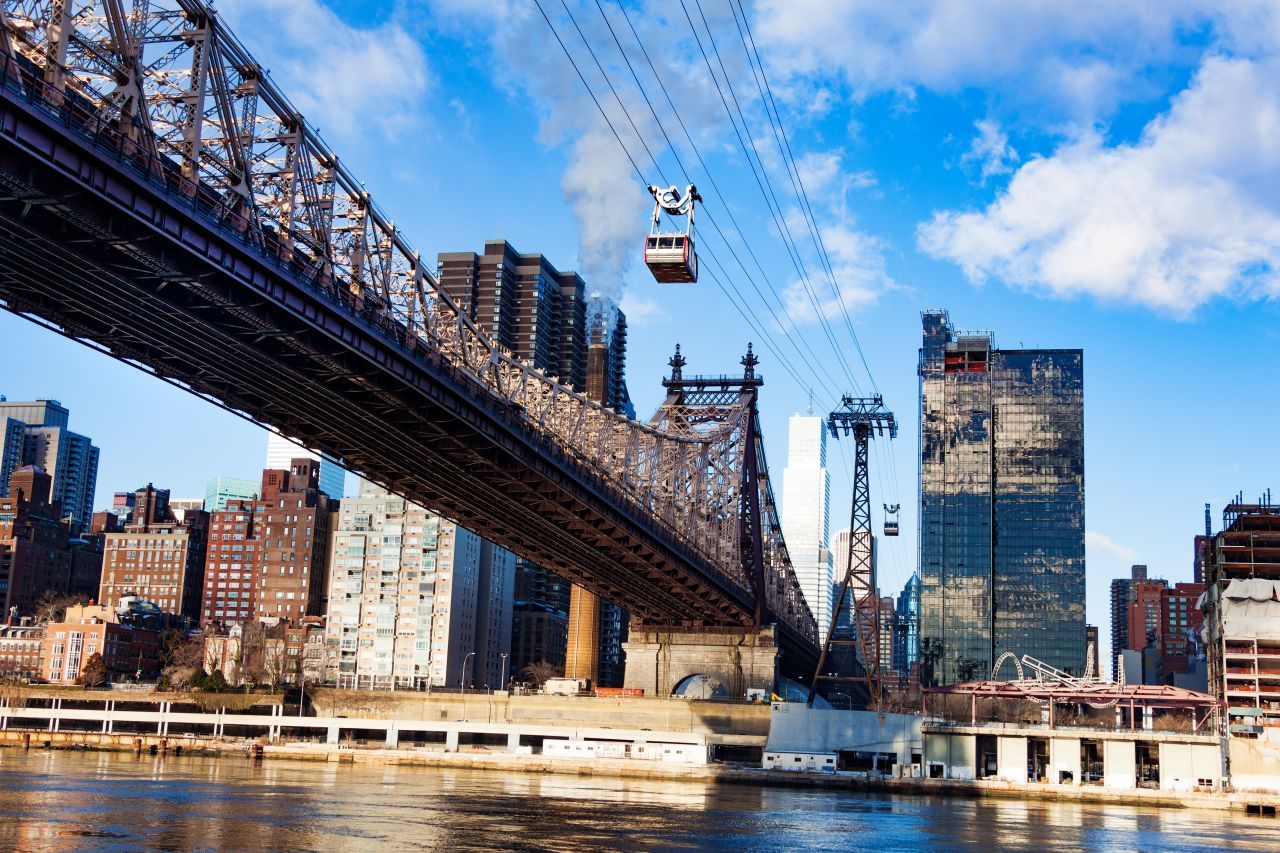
[0,1,816,649]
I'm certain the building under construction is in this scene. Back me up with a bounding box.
[1202,496,1280,737]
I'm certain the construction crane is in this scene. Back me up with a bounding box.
[808,395,897,708]
[644,184,701,283]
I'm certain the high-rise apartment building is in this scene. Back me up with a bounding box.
[1127,579,1167,655]
[326,482,513,689]
[0,398,98,533]
[917,310,1085,686]
[436,240,590,389]
[782,413,833,633]
[265,433,345,500]
[0,466,102,618]
[200,498,266,627]
[439,241,632,681]
[1109,564,1148,679]
[204,476,259,512]
[255,459,333,625]
[1159,582,1205,676]
[99,483,208,620]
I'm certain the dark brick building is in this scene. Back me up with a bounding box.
[0,466,102,618]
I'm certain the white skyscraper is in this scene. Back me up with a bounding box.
[782,413,833,633]
[265,432,345,499]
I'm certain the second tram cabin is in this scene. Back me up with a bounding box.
[644,233,698,283]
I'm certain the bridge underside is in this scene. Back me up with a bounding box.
[0,83,817,671]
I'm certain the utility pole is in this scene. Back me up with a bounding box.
[808,395,896,708]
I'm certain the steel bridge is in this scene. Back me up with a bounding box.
[0,2,818,676]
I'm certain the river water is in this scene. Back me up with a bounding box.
[0,750,1275,851]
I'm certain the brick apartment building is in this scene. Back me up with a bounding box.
[0,620,43,681]
[41,601,162,684]
[255,459,333,624]
[98,483,208,620]
[0,466,102,618]
[202,498,266,627]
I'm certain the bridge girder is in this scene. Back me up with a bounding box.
[0,0,818,656]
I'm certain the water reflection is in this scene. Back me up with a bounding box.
[0,750,1275,851]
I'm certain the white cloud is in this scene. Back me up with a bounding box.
[919,56,1280,315]
[213,0,430,140]
[1085,531,1137,564]
[782,219,893,324]
[619,293,667,326]
[795,151,843,194]
[962,120,1018,184]
[753,1,1277,119]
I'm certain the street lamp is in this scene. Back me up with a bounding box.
[499,653,508,690]
[833,692,851,710]
[461,652,475,695]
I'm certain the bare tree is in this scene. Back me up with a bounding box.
[0,681,28,710]
[159,628,206,689]
[237,621,269,688]
[521,660,561,688]
[262,640,289,691]
[34,592,89,625]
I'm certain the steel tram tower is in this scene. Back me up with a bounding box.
[808,395,897,708]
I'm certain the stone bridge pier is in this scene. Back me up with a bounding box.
[622,626,778,699]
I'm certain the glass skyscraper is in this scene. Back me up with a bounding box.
[203,476,259,512]
[893,572,922,675]
[917,310,1085,686]
[782,413,833,633]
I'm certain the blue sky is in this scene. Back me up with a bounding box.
[4,1,1279,668]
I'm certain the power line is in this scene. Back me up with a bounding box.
[531,0,645,180]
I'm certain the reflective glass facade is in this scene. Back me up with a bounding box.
[918,311,1085,686]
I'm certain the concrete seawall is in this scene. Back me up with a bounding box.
[4,727,1278,816]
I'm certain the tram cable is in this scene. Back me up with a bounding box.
[726,0,881,396]
[589,0,846,401]
[537,0,840,399]
[679,0,863,394]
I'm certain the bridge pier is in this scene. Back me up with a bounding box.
[622,626,777,699]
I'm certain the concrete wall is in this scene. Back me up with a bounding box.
[924,732,976,780]
[622,628,778,698]
[310,689,772,738]
[1229,735,1280,793]
[1160,742,1225,791]
[998,736,1027,783]
[765,705,922,768]
[1051,737,1081,784]
[1104,740,1136,789]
